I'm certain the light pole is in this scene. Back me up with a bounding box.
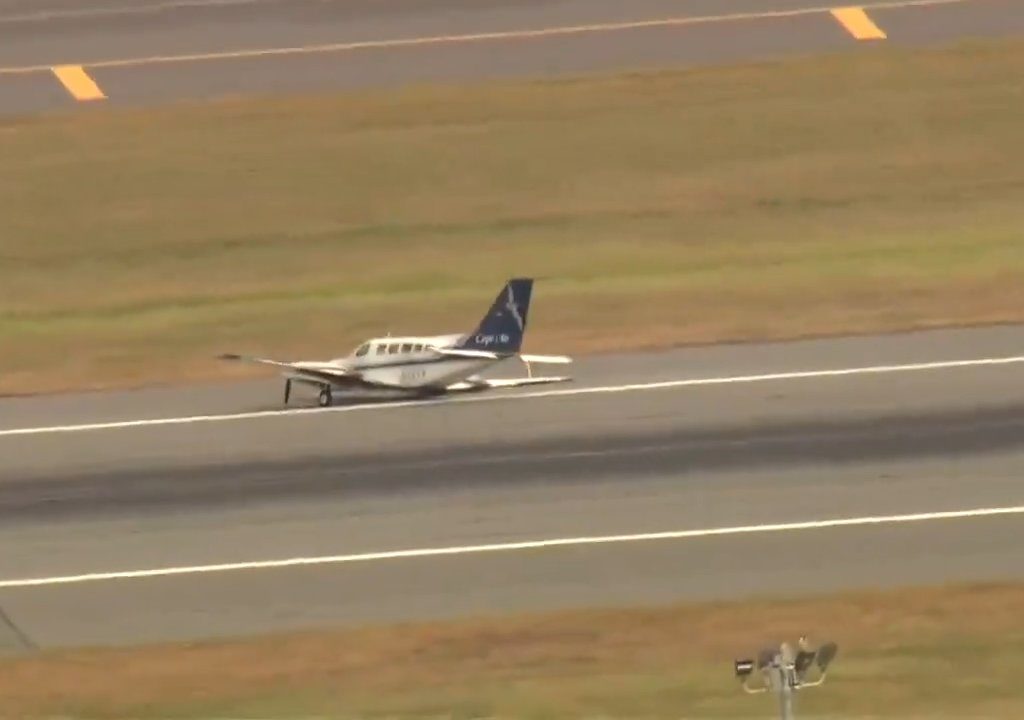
[734,637,838,719]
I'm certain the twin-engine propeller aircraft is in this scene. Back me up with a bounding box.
[219,278,572,407]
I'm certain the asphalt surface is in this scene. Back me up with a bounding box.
[2,325,1024,648]
[2,0,1023,113]
[3,0,1024,649]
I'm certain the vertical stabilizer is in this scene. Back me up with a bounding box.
[458,278,533,354]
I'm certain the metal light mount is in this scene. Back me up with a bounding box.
[733,637,838,719]
[734,658,756,679]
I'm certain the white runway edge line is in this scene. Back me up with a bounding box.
[0,0,968,73]
[2,505,1022,589]
[0,0,272,25]
[2,353,1024,437]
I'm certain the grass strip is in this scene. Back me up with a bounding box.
[2,38,1023,393]
[2,582,1023,718]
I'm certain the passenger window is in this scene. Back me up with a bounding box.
[375,344,387,355]
[388,344,398,354]
[401,343,413,353]
[413,344,422,352]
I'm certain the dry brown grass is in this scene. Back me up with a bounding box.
[2,582,1024,718]
[1,38,1024,394]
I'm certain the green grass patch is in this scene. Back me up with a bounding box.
[2,38,1024,393]
[3,582,1024,718]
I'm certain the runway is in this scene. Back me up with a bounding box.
[2,0,1023,113]
[2,325,1024,648]
[3,0,1024,650]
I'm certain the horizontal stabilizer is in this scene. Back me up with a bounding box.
[519,353,572,364]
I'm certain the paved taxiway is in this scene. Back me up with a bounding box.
[3,0,1024,112]
[1,325,1024,647]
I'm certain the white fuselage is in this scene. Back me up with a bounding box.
[331,334,501,390]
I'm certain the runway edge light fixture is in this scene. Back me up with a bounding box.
[733,636,838,719]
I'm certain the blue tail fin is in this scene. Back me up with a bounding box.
[458,278,533,354]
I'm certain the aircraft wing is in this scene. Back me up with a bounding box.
[430,347,501,360]
[432,349,572,364]
[445,376,571,392]
[218,354,355,384]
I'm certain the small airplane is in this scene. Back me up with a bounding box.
[219,278,572,407]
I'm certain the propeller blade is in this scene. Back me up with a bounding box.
[284,378,292,405]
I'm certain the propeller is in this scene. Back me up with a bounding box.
[284,378,292,405]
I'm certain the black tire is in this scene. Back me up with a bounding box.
[318,387,333,407]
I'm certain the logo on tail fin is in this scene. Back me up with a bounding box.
[505,284,525,332]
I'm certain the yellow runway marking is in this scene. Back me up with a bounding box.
[51,64,106,100]
[832,6,888,39]
[0,0,966,76]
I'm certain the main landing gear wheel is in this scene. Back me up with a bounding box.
[318,387,333,408]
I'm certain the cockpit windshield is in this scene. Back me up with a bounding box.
[354,343,371,357]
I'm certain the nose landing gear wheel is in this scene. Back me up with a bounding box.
[318,387,333,407]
